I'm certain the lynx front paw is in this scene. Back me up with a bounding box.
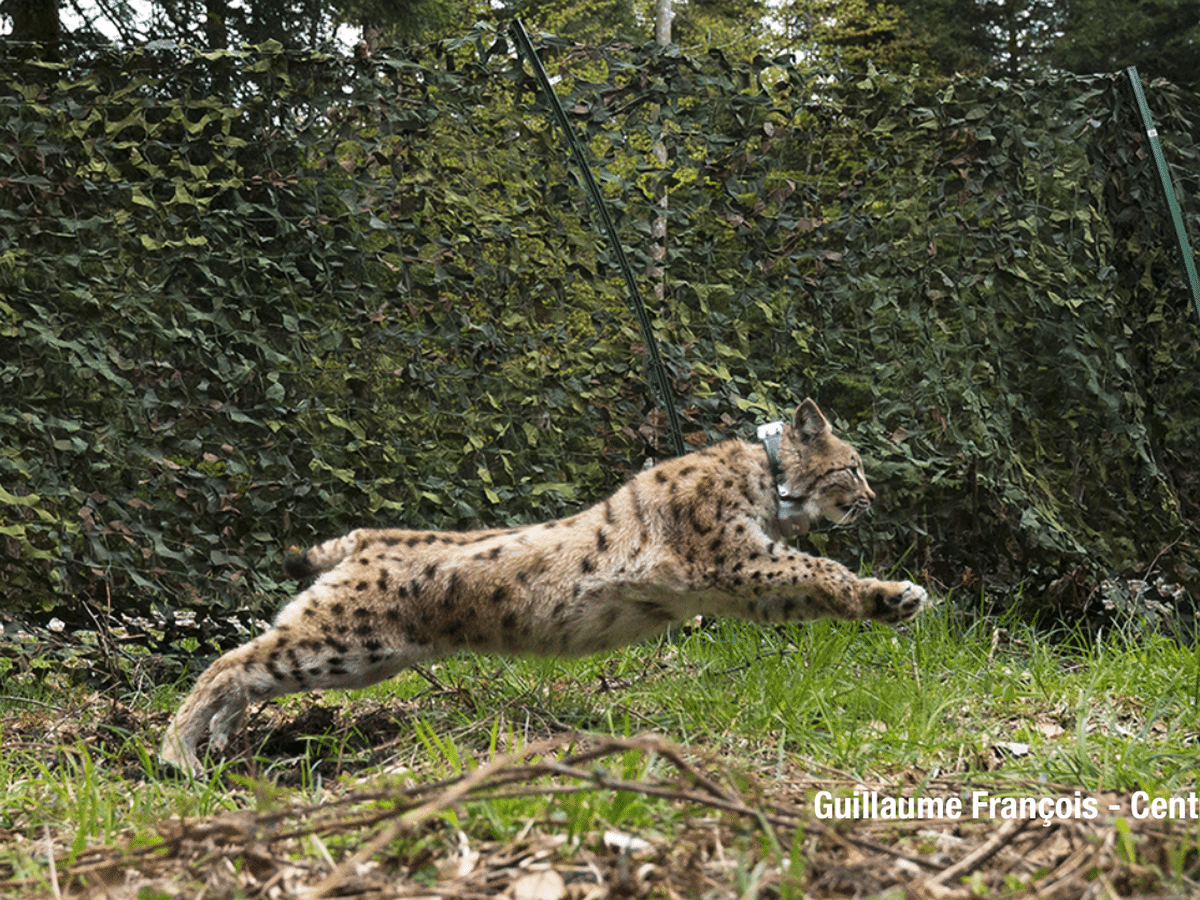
[865,579,927,624]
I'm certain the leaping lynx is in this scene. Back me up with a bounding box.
[161,399,927,775]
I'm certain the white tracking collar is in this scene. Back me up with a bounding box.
[757,420,804,520]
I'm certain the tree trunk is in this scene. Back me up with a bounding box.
[4,0,60,59]
[651,0,671,304]
[655,0,672,45]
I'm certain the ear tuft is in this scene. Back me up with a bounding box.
[793,398,831,441]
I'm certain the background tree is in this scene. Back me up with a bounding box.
[781,0,1200,83]
[775,0,943,73]
[975,0,1063,77]
[670,0,769,55]
[826,0,1055,76]
[1045,0,1200,86]
[1,0,60,56]
[504,0,645,44]
[148,0,335,49]
[340,0,483,50]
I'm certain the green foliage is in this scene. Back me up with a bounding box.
[0,30,1197,662]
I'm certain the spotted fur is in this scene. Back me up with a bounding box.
[160,399,927,775]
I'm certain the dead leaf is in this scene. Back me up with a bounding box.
[509,869,567,900]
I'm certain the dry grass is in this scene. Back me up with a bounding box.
[3,611,1199,899]
[1,729,1196,900]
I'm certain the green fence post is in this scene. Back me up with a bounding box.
[1126,66,1200,329]
[510,20,686,457]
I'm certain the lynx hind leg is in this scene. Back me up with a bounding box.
[159,625,340,776]
[159,639,265,776]
[160,614,436,776]
[860,578,928,624]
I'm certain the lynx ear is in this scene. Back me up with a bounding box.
[793,398,831,442]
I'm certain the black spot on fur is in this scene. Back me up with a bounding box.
[355,581,368,592]
[330,602,345,618]
[282,553,318,581]
[581,557,595,574]
[596,530,608,552]
[629,485,646,524]
[491,586,507,604]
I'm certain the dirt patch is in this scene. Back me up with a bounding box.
[1,731,1196,899]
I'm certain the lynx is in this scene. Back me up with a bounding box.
[161,399,927,775]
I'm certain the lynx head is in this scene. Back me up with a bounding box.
[773,398,875,535]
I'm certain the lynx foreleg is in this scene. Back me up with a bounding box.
[854,577,927,623]
[701,543,928,626]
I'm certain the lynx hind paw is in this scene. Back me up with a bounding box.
[868,579,928,624]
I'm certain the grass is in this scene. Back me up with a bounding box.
[2,589,1200,895]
